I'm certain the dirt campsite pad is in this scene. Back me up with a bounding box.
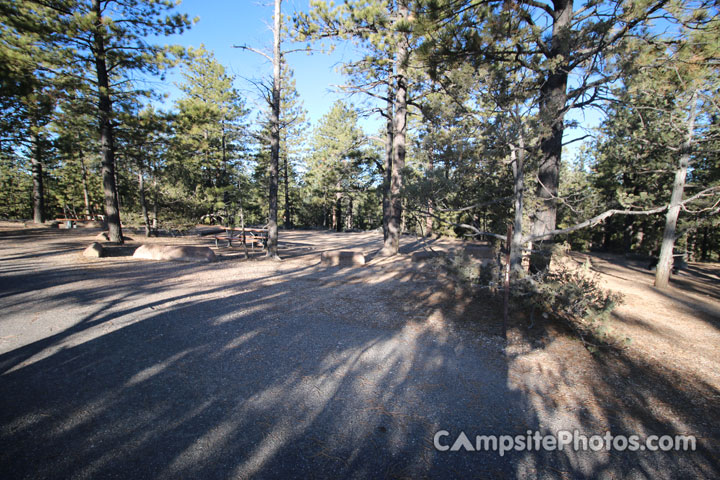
[0,222,718,478]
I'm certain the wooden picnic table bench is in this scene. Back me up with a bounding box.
[214,227,268,250]
[55,218,100,228]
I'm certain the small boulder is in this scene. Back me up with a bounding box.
[320,250,365,267]
[133,244,216,262]
[83,242,104,258]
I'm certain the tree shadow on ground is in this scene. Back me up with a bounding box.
[0,231,717,478]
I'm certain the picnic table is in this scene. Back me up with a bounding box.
[55,218,99,228]
[214,227,268,250]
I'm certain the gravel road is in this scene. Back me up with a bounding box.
[0,226,716,479]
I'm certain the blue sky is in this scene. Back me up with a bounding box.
[158,0,379,131]
[157,0,597,159]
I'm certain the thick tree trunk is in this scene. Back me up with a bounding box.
[381,1,409,256]
[93,0,123,244]
[655,93,698,289]
[266,0,281,259]
[31,133,44,224]
[530,0,572,268]
[509,134,526,272]
[382,88,393,242]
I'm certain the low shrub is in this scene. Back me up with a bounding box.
[514,256,628,351]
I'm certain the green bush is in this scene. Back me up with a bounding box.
[515,257,628,351]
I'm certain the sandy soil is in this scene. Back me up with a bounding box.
[0,222,718,479]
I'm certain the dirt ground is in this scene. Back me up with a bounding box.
[0,222,718,479]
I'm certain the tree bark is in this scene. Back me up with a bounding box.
[31,132,44,224]
[382,87,393,242]
[381,0,409,256]
[509,132,526,272]
[93,0,123,244]
[530,0,572,268]
[79,155,92,219]
[655,92,698,289]
[266,0,281,259]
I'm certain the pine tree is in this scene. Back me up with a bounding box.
[304,101,371,230]
[36,0,192,242]
[250,62,308,229]
[168,46,249,221]
[421,0,670,267]
[296,0,419,255]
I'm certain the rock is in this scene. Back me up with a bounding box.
[320,250,365,267]
[83,242,104,258]
[95,232,133,242]
[132,244,216,262]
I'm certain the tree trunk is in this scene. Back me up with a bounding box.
[426,154,434,237]
[114,164,122,212]
[31,132,44,224]
[239,205,249,259]
[700,226,709,261]
[79,155,92,219]
[382,87,393,242]
[623,216,634,253]
[509,132,526,272]
[334,190,342,232]
[138,171,151,237]
[152,175,158,233]
[322,190,328,228]
[381,1,409,256]
[687,229,696,262]
[655,92,698,289]
[530,0,572,268]
[93,0,123,244]
[347,196,353,231]
[266,0,281,259]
